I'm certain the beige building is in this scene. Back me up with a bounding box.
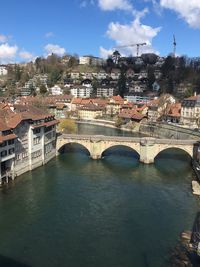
[181,94,200,127]
[78,104,103,120]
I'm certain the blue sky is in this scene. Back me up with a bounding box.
[0,0,200,63]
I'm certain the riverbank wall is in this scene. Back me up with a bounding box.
[139,122,200,140]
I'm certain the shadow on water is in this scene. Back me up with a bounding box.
[0,255,30,267]
[154,148,192,177]
[102,146,140,172]
[58,143,90,156]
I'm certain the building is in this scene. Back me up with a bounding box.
[110,69,121,80]
[78,103,103,120]
[79,56,104,66]
[119,109,146,124]
[164,103,181,123]
[126,69,135,79]
[152,81,160,92]
[70,71,80,80]
[181,94,200,127]
[20,87,32,96]
[176,83,192,96]
[0,65,8,76]
[154,70,162,80]
[50,85,63,95]
[128,81,146,93]
[0,113,17,183]
[97,70,107,80]
[124,94,153,104]
[0,105,58,184]
[97,87,114,98]
[70,85,93,98]
[106,95,124,115]
[139,70,148,79]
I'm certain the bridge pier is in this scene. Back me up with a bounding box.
[90,154,101,160]
[140,138,156,164]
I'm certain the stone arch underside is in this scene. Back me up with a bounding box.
[57,140,92,156]
[100,142,140,158]
[153,145,193,160]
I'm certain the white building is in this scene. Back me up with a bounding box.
[0,105,58,185]
[97,70,107,80]
[110,69,121,80]
[97,87,114,98]
[70,85,93,98]
[79,56,104,66]
[0,66,8,76]
[50,85,63,95]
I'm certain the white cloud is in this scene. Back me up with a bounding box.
[0,34,8,43]
[98,0,133,11]
[100,16,161,58]
[0,43,18,63]
[44,44,66,56]
[45,32,54,38]
[160,0,200,28]
[19,50,35,61]
[99,46,114,58]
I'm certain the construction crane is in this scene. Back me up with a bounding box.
[113,42,147,57]
[173,34,176,57]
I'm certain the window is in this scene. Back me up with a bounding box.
[8,139,14,145]
[16,154,21,160]
[9,148,14,155]
[22,152,28,158]
[33,128,41,134]
[32,150,42,159]
[33,137,40,145]
[1,150,7,157]
[0,141,7,147]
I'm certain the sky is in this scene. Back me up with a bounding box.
[0,0,200,63]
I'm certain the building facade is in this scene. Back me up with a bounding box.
[181,94,200,127]
[0,105,58,185]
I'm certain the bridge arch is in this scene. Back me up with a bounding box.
[101,144,140,159]
[154,146,193,161]
[57,141,92,157]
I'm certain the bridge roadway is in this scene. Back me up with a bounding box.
[57,134,197,164]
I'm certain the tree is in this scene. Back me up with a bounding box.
[112,50,121,65]
[58,119,77,134]
[118,70,127,97]
[115,117,124,128]
[47,69,62,87]
[40,84,47,95]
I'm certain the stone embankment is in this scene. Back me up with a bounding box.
[170,231,200,266]
[140,122,200,140]
[192,181,200,196]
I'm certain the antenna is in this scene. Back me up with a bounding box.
[173,34,176,57]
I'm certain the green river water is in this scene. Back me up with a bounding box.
[0,124,199,267]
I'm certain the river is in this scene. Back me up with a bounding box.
[0,124,199,267]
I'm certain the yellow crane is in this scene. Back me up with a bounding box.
[113,42,147,57]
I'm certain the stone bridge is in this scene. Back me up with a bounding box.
[57,134,197,164]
